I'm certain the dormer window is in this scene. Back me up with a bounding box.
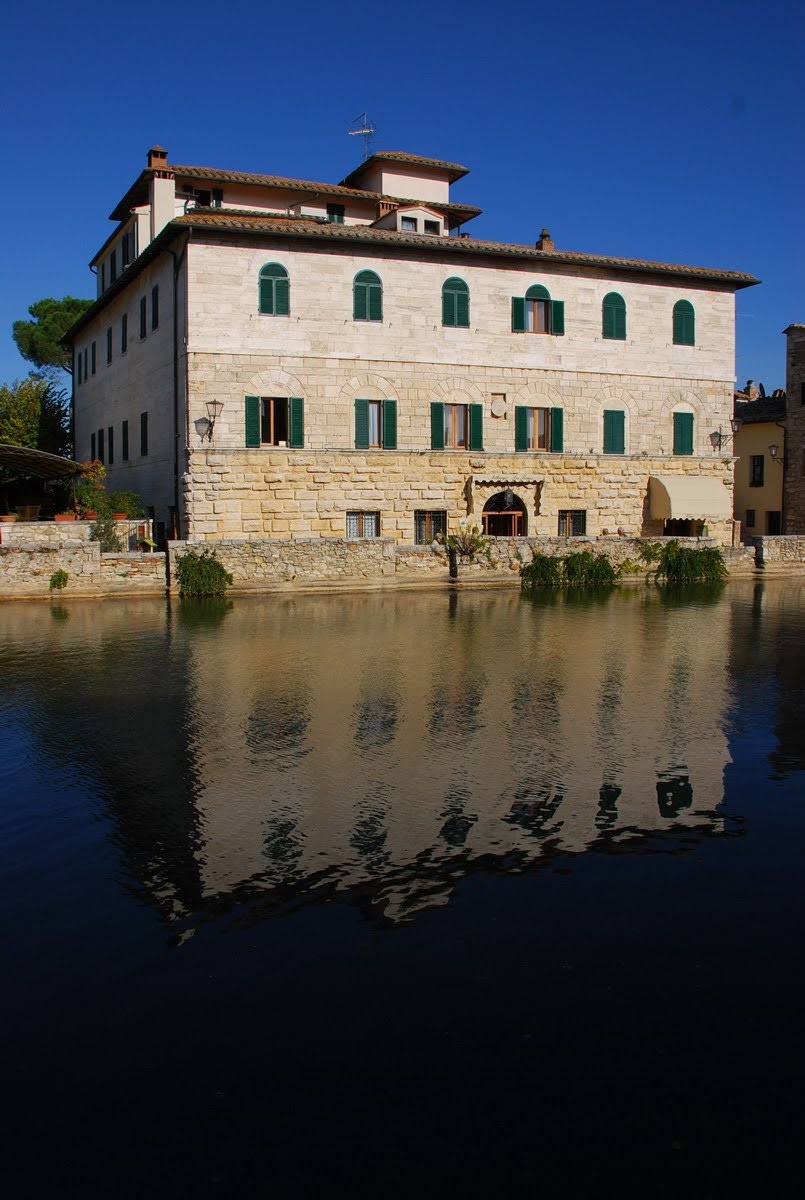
[401,216,418,232]
[327,203,345,224]
[424,219,440,235]
[212,188,223,208]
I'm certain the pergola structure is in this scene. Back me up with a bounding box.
[0,444,82,480]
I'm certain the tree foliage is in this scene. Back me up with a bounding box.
[0,375,71,457]
[13,297,92,377]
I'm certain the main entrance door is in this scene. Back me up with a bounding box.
[482,491,527,536]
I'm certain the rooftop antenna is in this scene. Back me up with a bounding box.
[348,112,376,161]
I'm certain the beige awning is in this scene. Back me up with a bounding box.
[649,475,732,520]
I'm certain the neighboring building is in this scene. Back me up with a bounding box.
[66,146,758,544]
[783,325,805,532]
[733,380,786,539]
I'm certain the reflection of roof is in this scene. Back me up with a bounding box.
[734,396,786,424]
[0,444,81,480]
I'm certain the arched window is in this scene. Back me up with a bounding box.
[353,270,382,321]
[602,292,626,340]
[525,284,551,334]
[259,263,289,315]
[442,277,470,327]
[673,300,695,346]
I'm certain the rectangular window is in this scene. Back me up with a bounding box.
[108,426,114,465]
[354,398,397,450]
[767,511,782,535]
[122,420,129,461]
[745,508,756,528]
[91,341,96,375]
[444,403,469,449]
[83,348,88,380]
[801,382,805,406]
[673,411,694,455]
[415,510,447,544]
[326,203,345,223]
[558,509,587,537]
[140,296,147,339]
[515,406,563,452]
[121,233,130,269]
[110,249,117,284]
[97,428,105,464]
[151,285,159,330]
[121,314,128,354]
[260,397,289,445]
[90,432,96,460]
[140,412,148,456]
[212,188,224,208]
[400,216,418,232]
[77,352,82,385]
[346,511,380,538]
[101,263,106,292]
[512,296,565,336]
[423,219,440,235]
[750,454,764,487]
[603,409,626,454]
[106,327,112,364]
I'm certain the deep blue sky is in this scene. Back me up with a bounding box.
[1,0,801,391]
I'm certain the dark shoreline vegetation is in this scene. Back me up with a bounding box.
[521,540,728,591]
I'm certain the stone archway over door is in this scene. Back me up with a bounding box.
[482,490,528,536]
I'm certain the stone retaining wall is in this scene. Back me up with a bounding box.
[0,518,151,549]
[754,535,805,571]
[0,543,166,598]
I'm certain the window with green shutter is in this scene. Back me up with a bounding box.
[288,397,304,448]
[512,285,565,335]
[259,263,290,315]
[353,270,382,321]
[431,402,445,450]
[515,406,552,451]
[354,398,398,449]
[603,409,625,454]
[673,300,695,346]
[245,396,261,447]
[602,292,626,340]
[442,277,470,327]
[673,411,694,455]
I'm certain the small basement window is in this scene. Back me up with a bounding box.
[558,509,586,537]
[346,511,380,538]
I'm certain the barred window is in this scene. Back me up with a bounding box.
[558,509,586,537]
[414,510,447,544]
[346,511,380,538]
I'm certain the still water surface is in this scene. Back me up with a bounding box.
[2,583,805,1183]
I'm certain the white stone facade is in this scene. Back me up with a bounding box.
[68,147,757,545]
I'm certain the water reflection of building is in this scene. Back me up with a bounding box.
[4,589,738,932]
[169,589,731,926]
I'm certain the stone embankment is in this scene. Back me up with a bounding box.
[0,527,799,601]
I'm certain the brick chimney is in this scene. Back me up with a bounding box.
[536,228,554,251]
[148,145,169,170]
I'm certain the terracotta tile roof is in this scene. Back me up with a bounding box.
[172,210,759,287]
[340,151,469,187]
[110,165,481,224]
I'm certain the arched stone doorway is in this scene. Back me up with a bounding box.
[482,490,528,537]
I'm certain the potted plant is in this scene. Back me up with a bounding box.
[73,460,109,519]
[0,513,18,523]
[54,511,77,522]
[109,490,145,520]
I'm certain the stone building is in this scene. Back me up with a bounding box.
[733,380,786,538]
[66,146,758,545]
[783,325,805,532]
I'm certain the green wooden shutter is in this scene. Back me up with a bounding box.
[673,411,694,455]
[259,276,273,314]
[275,276,289,316]
[603,410,625,454]
[515,406,529,452]
[245,396,260,447]
[382,399,397,449]
[673,301,695,346]
[442,288,454,326]
[456,288,469,328]
[551,300,565,335]
[368,283,382,322]
[614,301,626,340]
[353,282,367,321]
[550,407,564,452]
[511,297,525,332]
[289,397,304,448]
[431,402,444,450]
[354,399,369,449]
[469,403,484,451]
